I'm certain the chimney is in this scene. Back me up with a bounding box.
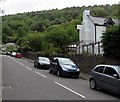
[83,10,90,21]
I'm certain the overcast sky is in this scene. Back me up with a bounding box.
[0,0,120,15]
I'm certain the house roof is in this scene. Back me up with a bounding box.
[88,15,119,26]
[113,19,120,25]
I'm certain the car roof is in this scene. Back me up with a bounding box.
[95,64,120,69]
[96,64,119,67]
[16,53,21,54]
[54,57,70,60]
[38,57,49,59]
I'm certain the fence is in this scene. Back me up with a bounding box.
[63,41,103,55]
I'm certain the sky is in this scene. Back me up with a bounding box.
[0,0,120,15]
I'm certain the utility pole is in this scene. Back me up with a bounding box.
[0,0,5,101]
[0,0,5,45]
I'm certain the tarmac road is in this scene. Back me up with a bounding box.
[2,55,119,101]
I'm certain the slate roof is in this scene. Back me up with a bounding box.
[113,19,120,25]
[88,15,119,25]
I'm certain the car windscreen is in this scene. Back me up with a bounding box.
[58,58,75,65]
[39,57,50,62]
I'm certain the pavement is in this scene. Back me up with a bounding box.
[80,72,89,80]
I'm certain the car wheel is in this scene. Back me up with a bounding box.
[90,79,97,90]
[37,63,40,69]
[34,64,35,67]
[57,70,61,77]
[49,68,52,73]
[34,63,36,67]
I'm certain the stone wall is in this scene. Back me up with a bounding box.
[22,52,120,74]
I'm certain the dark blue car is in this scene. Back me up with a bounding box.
[49,57,80,78]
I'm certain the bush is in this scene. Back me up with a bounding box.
[102,25,120,59]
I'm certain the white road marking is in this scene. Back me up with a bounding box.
[10,57,32,71]
[54,81,86,99]
[26,66,32,70]
[16,61,20,63]
[2,86,12,89]
[35,71,47,78]
[20,63,24,66]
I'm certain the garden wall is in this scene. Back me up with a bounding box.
[22,52,120,74]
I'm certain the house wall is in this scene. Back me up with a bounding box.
[80,10,95,44]
[93,26,106,54]
[96,26,106,42]
[77,10,107,55]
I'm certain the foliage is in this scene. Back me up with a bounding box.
[6,44,17,52]
[19,32,44,52]
[102,25,120,59]
[2,4,119,54]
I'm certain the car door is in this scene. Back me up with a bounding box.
[101,67,119,94]
[50,59,58,73]
[35,58,39,67]
[91,66,105,88]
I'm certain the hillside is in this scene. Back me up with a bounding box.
[2,4,119,53]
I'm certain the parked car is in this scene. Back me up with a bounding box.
[11,52,16,57]
[34,57,50,69]
[89,64,120,95]
[15,53,22,58]
[6,51,12,56]
[49,57,80,78]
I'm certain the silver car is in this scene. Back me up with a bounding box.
[89,65,120,95]
[34,57,50,69]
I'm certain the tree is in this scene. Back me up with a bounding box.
[20,32,44,52]
[92,7,109,17]
[30,21,46,32]
[2,33,9,44]
[45,26,69,48]
[2,24,13,36]
[102,25,120,59]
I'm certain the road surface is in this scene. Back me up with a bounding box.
[2,55,119,101]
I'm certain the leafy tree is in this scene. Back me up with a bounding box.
[25,18,34,26]
[2,24,13,36]
[45,26,69,48]
[102,25,120,59]
[20,32,44,51]
[7,20,23,30]
[42,42,61,55]
[111,4,120,18]
[2,33,9,44]
[30,21,46,32]
[92,7,109,17]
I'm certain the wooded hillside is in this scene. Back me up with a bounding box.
[2,4,119,54]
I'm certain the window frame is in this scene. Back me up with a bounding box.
[93,66,105,74]
[104,66,119,78]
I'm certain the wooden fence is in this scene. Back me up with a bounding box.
[63,41,103,55]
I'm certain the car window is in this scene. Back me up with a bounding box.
[104,67,118,77]
[51,59,58,63]
[58,58,75,65]
[94,66,104,73]
[39,57,50,62]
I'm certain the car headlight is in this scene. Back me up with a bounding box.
[77,68,80,71]
[39,62,43,65]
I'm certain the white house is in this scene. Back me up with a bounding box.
[77,10,119,54]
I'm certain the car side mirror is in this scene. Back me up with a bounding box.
[113,74,119,79]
